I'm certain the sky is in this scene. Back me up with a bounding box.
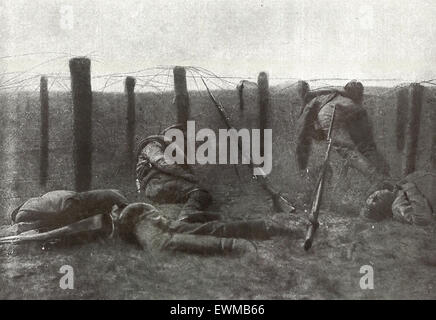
[1,0,436,91]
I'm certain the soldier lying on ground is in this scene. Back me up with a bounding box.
[136,124,218,223]
[112,203,300,255]
[361,171,435,226]
[296,80,391,191]
[0,190,301,255]
[6,189,128,233]
[1,189,128,238]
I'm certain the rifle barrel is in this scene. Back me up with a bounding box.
[201,77,295,212]
[304,105,336,250]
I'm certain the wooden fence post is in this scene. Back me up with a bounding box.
[402,83,424,176]
[125,76,136,173]
[430,91,436,205]
[258,72,270,156]
[432,100,436,172]
[395,87,408,151]
[237,81,245,110]
[173,66,190,128]
[297,80,309,116]
[39,76,49,186]
[69,57,93,191]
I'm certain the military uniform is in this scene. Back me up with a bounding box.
[1,199,299,255]
[136,136,214,223]
[297,91,389,186]
[392,171,435,225]
[362,171,435,226]
[1,189,128,237]
[119,203,299,255]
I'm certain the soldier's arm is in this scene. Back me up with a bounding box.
[304,89,342,105]
[144,142,197,182]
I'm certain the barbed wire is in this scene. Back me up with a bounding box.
[1,52,436,98]
[0,53,435,207]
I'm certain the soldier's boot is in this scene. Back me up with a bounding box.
[264,221,304,239]
[222,238,257,255]
[178,190,220,223]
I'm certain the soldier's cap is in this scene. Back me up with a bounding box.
[344,79,363,90]
[160,123,186,135]
[344,80,364,101]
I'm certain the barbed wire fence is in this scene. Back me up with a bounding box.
[0,52,435,212]
[3,52,436,94]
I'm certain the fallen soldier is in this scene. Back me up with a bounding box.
[136,124,218,223]
[116,203,301,255]
[1,189,128,239]
[0,192,301,255]
[361,171,435,226]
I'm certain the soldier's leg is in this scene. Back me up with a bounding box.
[335,146,380,183]
[178,189,217,223]
[145,176,211,207]
[332,127,389,186]
[120,204,255,255]
[145,176,217,223]
[163,234,256,255]
[167,219,299,240]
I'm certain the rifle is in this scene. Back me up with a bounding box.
[0,214,108,244]
[303,105,336,251]
[201,77,295,213]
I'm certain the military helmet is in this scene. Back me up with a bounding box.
[160,123,186,136]
[360,189,396,221]
[344,80,364,103]
[117,202,159,236]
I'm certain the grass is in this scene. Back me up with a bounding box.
[1,188,436,299]
[0,87,435,299]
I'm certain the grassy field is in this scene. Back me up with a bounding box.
[0,85,435,299]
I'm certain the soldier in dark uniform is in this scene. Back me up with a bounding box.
[1,195,302,256]
[136,124,218,223]
[296,80,391,190]
[1,189,129,238]
[117,202,302,255]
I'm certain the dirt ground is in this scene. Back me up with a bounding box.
[1,181,435,300]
